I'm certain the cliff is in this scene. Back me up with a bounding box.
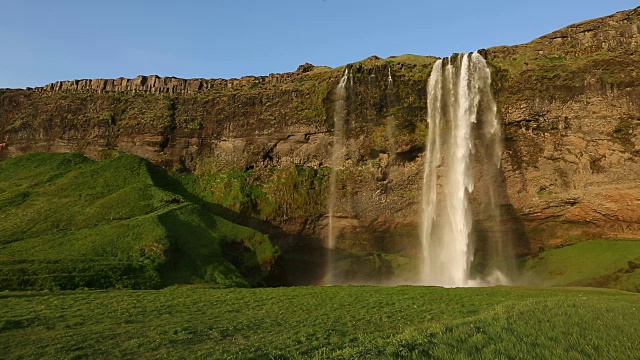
[487,6,640,247]
[1,7,639,283]
[33,63,322,94]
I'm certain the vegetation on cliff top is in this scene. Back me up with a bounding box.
[487,7,640,104]
[1,286,639,359]
[0,152,279,290]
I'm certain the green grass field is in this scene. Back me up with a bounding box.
[524,239,640,292]
[1,286,639,359]
[0,152,278,290]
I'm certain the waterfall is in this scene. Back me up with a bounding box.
[420,52,512,287]
[421,59,443,283]
[326,68,349,284]
[386,66,397,164]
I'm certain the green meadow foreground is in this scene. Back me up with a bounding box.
[2,154,640,359]
[1,286,639,359]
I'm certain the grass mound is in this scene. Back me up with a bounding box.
[524,239,640,292]
[0,152,279,290]
[1,286,638,359]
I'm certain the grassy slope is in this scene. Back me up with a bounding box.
[0,152,278,290]
[0,286,639,359]
[524,240,640,292]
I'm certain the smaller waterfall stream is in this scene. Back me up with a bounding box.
[326,68,350,284]
[386,66,397,164]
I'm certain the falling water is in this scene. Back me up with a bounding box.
[386,66,397,163]
[326,68,349,284]
[420,52,512,287]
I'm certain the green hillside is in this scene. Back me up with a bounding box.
[0,152,279,290]
[524,239,640,292]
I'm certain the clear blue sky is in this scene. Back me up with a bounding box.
[0,1,632,88]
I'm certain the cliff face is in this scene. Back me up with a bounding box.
[1,8,639,281]
[487,6,640,247]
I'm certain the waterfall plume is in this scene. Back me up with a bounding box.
[420,52,514,287]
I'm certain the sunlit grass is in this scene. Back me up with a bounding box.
[1,286,639,359]
[524,239,640,292]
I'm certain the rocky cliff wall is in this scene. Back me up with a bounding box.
[485,6,640,247]
[1,8,639,277]
[33,63,321,94]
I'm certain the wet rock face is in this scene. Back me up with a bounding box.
[1,7,640,256]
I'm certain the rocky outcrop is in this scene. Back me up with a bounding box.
[34,63,323,94]
[538,8,640,55]
[498,94,640,246]
[1,7,640,273]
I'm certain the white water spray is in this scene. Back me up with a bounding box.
[326,68,349,284]
[420,52,511,287]
[386,66,397,163]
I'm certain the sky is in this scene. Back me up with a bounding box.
[0,1,634,89]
